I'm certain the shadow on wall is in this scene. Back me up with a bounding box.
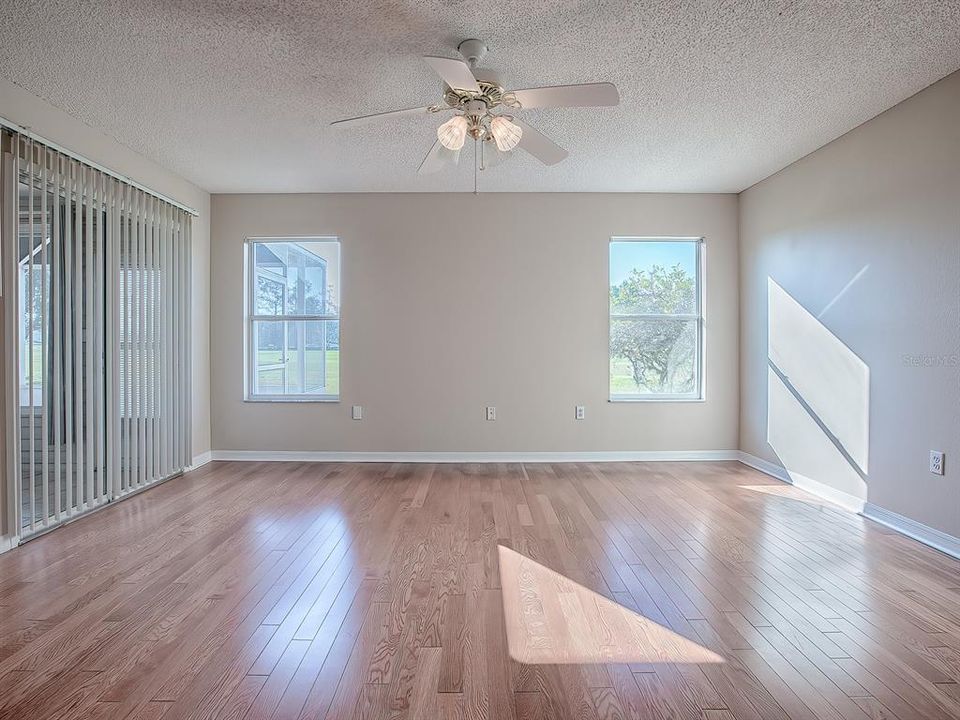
[766,277,869,512]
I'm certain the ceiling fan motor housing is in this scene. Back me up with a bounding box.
[444,81,506,112]
[463,99,487,116]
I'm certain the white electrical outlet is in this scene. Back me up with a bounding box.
[930,450,944,475]
[575,405,585,420]
[352,405,362,420]
[486,406,496,421]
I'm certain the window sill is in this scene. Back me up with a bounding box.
[244,396,340,403]
[609,396,705,403]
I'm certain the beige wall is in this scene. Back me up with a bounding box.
[0,79,212,538]
[211,193,739,454]
[739,71,960,536]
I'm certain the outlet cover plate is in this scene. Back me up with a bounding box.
[930,450,944,475]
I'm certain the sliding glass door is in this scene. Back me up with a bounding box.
[117,185,192,499]
[3,131,192,538]
[16,154,108,527]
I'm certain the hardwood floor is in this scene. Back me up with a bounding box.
[1,460,959,720]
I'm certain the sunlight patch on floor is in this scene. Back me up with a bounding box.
[498,544,724,665]
[738,483,844,509]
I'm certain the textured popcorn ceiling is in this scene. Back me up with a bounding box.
[1,1,959,193]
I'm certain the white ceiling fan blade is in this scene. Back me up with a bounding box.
[418,139,461,175]
[513,119,568,166]
[423,56,480,92]
[331,106,432,128]
[510,82,619,109]
[479,140,512,169]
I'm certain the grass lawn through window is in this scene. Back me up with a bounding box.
[256,349,339,397]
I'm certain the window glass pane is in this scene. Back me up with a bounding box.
[17,181,54,406]
[610,318,697,396]
[252,320,339,396]
[609,241,697,315]
[252,240,339,316]
[20,265,48,404]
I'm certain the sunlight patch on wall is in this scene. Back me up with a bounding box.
[767,278,869,511]
[498,544,724,665]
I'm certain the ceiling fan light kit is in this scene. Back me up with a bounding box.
[437,114,468,150]
[332,38,620,189]
[489,115,522,151]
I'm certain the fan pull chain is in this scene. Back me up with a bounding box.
[473,139,478,194]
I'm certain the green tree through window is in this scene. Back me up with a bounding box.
[609,240,701,398]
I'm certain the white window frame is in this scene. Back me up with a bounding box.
[244,236,340,402]
[608,237,705,402]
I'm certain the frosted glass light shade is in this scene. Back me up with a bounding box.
[437,115,468,150]
[490,116,523,152]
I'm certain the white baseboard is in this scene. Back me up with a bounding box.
[187,451,213,471]
[208,449,741,464]
[737,451,791,483]
[739,451,960,560]
[7,448,953,563]
[0,534,20,556]
[737,451,865,513]
[863,503,960,561]
[787,473,865,514]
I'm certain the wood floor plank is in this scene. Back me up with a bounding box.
[244,638,311,719]
[0,460,958,720]
[269,577,377,720]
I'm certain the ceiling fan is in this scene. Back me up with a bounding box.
[331,39,620,183]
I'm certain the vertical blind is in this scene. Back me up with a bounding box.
[3,130,192,538]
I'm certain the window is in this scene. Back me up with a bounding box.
[245,238,340,401]
[609,238,703,400]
